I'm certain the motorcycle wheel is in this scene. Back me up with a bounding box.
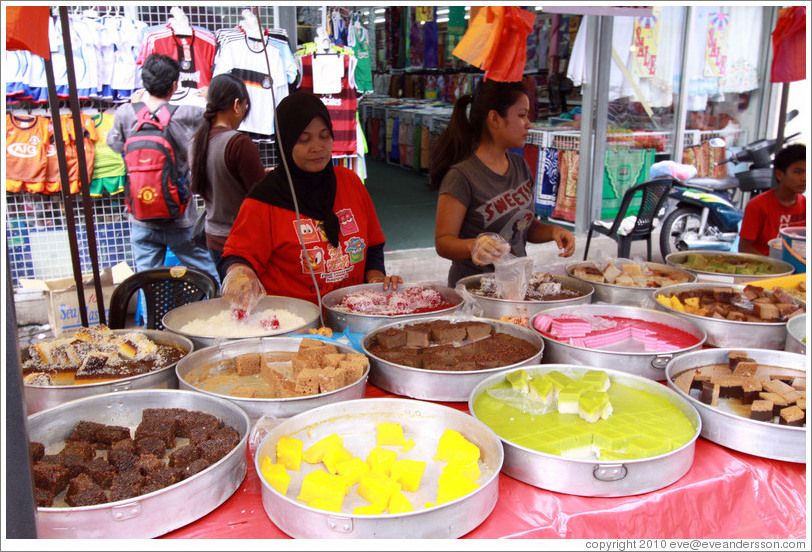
[659,207,706,258]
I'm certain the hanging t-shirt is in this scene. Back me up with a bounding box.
[89,112,126,196]
[137,26,216,89]
[347,23,373,93]
[6,114,50,192]
[213,35,290,136]
[223,166,386,305]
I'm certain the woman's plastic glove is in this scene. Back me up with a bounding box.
[221,264,264,320]
[471,232,511,266]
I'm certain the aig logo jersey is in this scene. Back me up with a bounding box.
[6,113,50,191]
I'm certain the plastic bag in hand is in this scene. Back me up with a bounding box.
[471,232,511,266]
[494,255,533,300]
[221,264,264,320]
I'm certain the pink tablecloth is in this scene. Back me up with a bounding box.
[163,384,807,540]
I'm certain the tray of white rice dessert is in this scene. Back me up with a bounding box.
[176,336,369,421]
[469,365,701,497]
[162,296,320,349]
[21,326,193,414]
[253,398,503,538]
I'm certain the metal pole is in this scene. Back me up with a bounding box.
[574,14,599,233]
[59,6,106,325]
[672,6,695,163]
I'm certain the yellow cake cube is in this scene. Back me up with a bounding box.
[387,490,414,514]
[377,422,406,446]
[357,471,401,506]
[669,295,685,312]
[443,459,481,482]
[276,436,304,471]
[322,444,354,475]
[435,429,480,464]
[402,438,416,452]
[302,433,343,464]
[334,457,370,486]
[684,297,700,311]
[296,469,347,505]
[366,445,398,476]
[259,456,291,495]
[436,469,480,504]
[424,502,436,509]
[389,459,426,492]
[353,501,387,515]
[307,496,344,513]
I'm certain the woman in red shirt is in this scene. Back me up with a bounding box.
[220,92,401,311]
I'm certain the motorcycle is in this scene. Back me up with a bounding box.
[658,119,800,258]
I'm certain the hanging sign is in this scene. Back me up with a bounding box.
[632,6,660,78]
[704,12,728,77]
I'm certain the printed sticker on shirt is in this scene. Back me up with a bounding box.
[337,208,359,235]
[479,179,534,224]
[301,247,325,274]
[344,236,366,264]
[325,247,351,273]
[295,219,321,243]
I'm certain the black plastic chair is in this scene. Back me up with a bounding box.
[583,177,675,261]
[107,266,219,330]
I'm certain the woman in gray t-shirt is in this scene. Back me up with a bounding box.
[430,80,576,286]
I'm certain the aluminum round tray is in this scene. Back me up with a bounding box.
[28,389,250,539]
[255,397,503,538]
[22,329,193,415]
[653,283,799,349]
[455,273,593,319]
[665,250,795,284]
[529,304,706,381]
[785,314,806,354]
[469,365,701,497]
[665,348,807,463]
[565,260,695,307]
[176,336,368,421]
[322,282,464,335]
[362,315,544,402]
[162,296,320,350]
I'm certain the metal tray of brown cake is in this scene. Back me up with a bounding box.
[22,329,193,415]
[28,389,250,538]
[665,348,806,463]
[362,315,544,402]
[254,397,503,538]
[176,336,368,421]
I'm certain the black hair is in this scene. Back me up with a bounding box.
[773,143,806,173]
[189,73,250,197]
[428,79,528,189]
[141,54,180,97]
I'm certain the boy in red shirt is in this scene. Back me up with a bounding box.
[738,143,806,256]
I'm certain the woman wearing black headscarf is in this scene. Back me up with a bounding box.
[219,92,400,311]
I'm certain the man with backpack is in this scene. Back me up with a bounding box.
[108,54,219,282]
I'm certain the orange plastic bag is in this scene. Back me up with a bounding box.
[452,7,504,69]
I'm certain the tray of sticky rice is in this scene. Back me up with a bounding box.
[253,397,503,538]
[27,389,250,538]
[21,326,193,415]
[653,283,806,349]
[566,258,694,307]
[665,348,806,463]
[529,304,706,381]
[176,337,369,421]
[322,282,464,335]
[785,314,806,354]
[469,365,700,497]
[665,250,795,284]
[362,315,544,402]
[455,272,593,322]
[162,296,320,350]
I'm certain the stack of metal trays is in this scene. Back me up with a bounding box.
[665,251,795,284]
[363,315,544,402]
[22,329,193,415]
[665,348,806,463]
[469,365,701,497]
[254,398,503,538]
[176,336,368,421]
[28,389,250,538]
[785,314,806,354]
[530,304,706,381]
[565,260,695,307]
[455,272,593,320]
[162,296,320,350]
[322,282,463,335]
[653,283,803,349]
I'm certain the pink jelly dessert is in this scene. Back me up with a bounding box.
[336,286,456,316]
[534,314,700,352]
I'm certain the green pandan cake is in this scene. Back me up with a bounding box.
[473,369,695,460]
